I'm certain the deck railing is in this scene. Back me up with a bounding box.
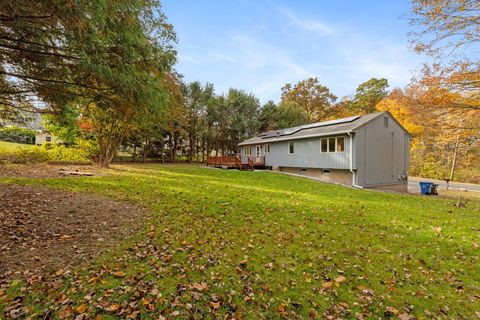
[207,156,239,166]
[207,155,265,167]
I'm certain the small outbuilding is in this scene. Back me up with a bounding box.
[238,112,411,192]
[35,130,61,146]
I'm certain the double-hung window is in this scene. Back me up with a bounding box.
[288,141,294,154]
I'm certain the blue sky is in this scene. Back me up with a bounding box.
[162,0,429,104]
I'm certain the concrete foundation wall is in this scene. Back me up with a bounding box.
[367,183,408,193]
[278,167,353,186]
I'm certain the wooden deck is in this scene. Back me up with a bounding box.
[206,155,265,170]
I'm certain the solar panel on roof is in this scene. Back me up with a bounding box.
[300,115,360,130]
[278,125,303,136]
[259,115,361,139]
[261,132,278,139]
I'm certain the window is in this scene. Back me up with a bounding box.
[265,144,270,153]
[328,138,336,152]
[244,146,252,155]
[384,116,389,128]
[256,145,260,155]
[321,137,345,153]
[288,141,294,154]
[46,136,51,142]
[321,169,331,174]
[336,137,345,152]
[321,139,328,152]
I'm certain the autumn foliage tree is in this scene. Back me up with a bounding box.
[281,78,337,122]
[408,0,480,181]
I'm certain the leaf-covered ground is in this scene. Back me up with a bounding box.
[0,164,479,319]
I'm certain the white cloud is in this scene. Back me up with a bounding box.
[173,4,426,104]
[279,8,334,36]
[222,34,316,101]
[209,52,238,63]
[230,34,312,76]
[178,53,200,65]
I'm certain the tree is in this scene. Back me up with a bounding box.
[350,78,389,114]
[376,88,423,137]
[43,104,82,145]
[258,100,308,131]
[281,78,337,122]
[408,0,480,181]
[258,101,278,132]
[410,0,480,58]
[183,82,216,162]
[1,0,177,167]
[223,89,260,154]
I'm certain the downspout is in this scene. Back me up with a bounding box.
[348,132,363,189]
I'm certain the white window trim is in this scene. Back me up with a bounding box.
[265,144,270,154]
[288,141,294,154]
[320,136,345,153]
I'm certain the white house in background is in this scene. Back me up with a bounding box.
[238,112,411,192]
[35,130,61,145]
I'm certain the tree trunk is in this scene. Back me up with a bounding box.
[98,138,121,168]
[142,138,149,163]
[132,144,137,162]
[449,132,461,181]
[188,131,194,163]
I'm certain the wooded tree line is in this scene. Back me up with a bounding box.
[1,0,479,181]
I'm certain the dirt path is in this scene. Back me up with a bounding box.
[0,163,105,178]
[0,184,148,281]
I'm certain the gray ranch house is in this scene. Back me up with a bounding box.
[238,112,411,192]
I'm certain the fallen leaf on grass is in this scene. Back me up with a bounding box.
[322,281,333,289]
[75,303,87,314]
[59,234,73,240]
[142,297,151,306]
[191,282,209,291]
[87,276,99,283]
[384,306,399,316]
[210,301,220,310]
[58,306,74,319]
[432,226,442,234]
[111,271,126,278]
[275,303,288,317]
[108,304,120,312]
[334,276,346,283]
[398,313,415,320]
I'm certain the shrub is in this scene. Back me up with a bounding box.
[0,141,96,164]
[0,126,35,144]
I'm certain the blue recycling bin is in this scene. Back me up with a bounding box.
[419,182,433,195]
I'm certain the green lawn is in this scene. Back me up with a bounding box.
[1,164,479,319]
[0,141,35,151]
